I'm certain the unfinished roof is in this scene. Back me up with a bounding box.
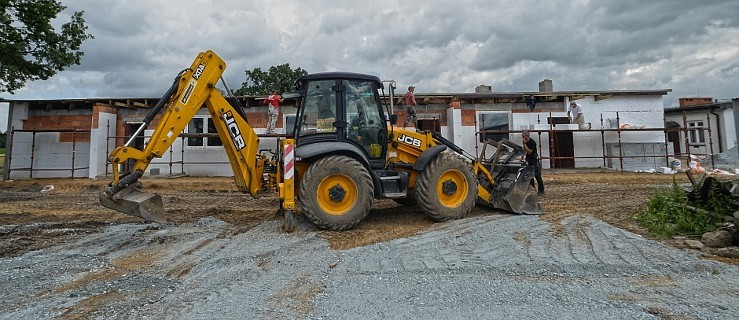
[1,88,672,110]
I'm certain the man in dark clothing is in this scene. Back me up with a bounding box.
[522,131,544,196]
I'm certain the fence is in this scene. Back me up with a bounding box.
[2,111,730,179]
[4,128,91,179]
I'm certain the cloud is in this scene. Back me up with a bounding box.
[3,0,738,107]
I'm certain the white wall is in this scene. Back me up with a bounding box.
[89,112,117,178]
[719,107,737,152]
[509,95,668,169]
[0,102,8,134]
[144,129,283,177]
[9,131,90,179]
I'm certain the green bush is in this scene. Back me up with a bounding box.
[636,182,729,239]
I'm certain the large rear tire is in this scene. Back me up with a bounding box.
[299,155,373,230]
[415,153,477,221]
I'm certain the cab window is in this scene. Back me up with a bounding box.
[344,80,384,159]
[298,80,336,137]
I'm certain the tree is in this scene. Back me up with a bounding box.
[0,0,93,94]
[234,64,308,96]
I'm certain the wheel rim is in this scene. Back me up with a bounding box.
[317,174,357,215]
[436,169,468,208]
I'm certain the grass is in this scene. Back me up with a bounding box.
[636,182,731,239]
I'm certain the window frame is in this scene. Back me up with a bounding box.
[687,120,705,146]
[186,116,223,148]
[476,111,512,143]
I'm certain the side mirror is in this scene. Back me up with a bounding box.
[389,114,398,125]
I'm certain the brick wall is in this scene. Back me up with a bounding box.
[92,105,117,129]
[25,114,91,142]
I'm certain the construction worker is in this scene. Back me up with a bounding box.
[266,90,284,134]
[568,101,591,130]
[403,86,418,129]
[522,131,545,196]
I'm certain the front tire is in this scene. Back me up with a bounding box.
[415,153,477,221]
[299,155,373,230]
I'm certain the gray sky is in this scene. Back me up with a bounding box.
[3,0,739,108]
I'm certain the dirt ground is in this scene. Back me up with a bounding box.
[2,171,718,260]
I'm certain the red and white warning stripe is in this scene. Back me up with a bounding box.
[283,144,294,180]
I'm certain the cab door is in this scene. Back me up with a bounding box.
[341,79,387,164]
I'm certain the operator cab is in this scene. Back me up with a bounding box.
[293,73,388,167]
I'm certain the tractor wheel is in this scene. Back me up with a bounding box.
[299,155,373,230]
[393,190,417,206]
[415,153,477,221]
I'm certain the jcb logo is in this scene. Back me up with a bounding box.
[193,64,206,80]
[223,111,246,150]
[397,134,422,148]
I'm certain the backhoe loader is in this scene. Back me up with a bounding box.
[100,50,542,231]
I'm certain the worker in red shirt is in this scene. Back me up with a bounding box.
[266,90,284,134]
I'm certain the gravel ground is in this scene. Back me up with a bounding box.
[1,212,737,319]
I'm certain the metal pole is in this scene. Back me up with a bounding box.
[168,140,174,176]
[548,112,554,168]
[5,127,14,180]
[662,113,670,168]
[681,110,691,161]
[180,137,185,174]
[616,112,624,172]
[72,129,77,178]
[30,131,36,178]
[105,120,111,175]
[705,110,715,169]
[600,114,607,167]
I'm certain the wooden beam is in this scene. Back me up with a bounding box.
[475,98,496,104]
[570,95,586,101]
[595,94,614,101]
[113,101,135,109]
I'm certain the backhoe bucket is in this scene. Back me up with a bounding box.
[99,182,166,223]
[489,166,543,215]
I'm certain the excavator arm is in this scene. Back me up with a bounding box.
[100,50,270,223]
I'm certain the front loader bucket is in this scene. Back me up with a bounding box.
[99,182,166,223]
[490,166,543,215]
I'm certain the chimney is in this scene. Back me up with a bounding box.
[475,85,492,93]
[679,97,713,108]
[539,79,553,92]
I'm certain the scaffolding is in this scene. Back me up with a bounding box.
[4,128,91,179]
[478,110,722,172]
[2,108,732,180]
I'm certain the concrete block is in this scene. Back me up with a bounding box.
[552,124,578,130]
[527,124,550,130]
[659,167,674,174]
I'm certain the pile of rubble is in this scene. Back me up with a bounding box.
[680,171,739,258]
[700,146,739,174]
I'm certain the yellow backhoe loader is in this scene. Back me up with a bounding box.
[100,50,542,231]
